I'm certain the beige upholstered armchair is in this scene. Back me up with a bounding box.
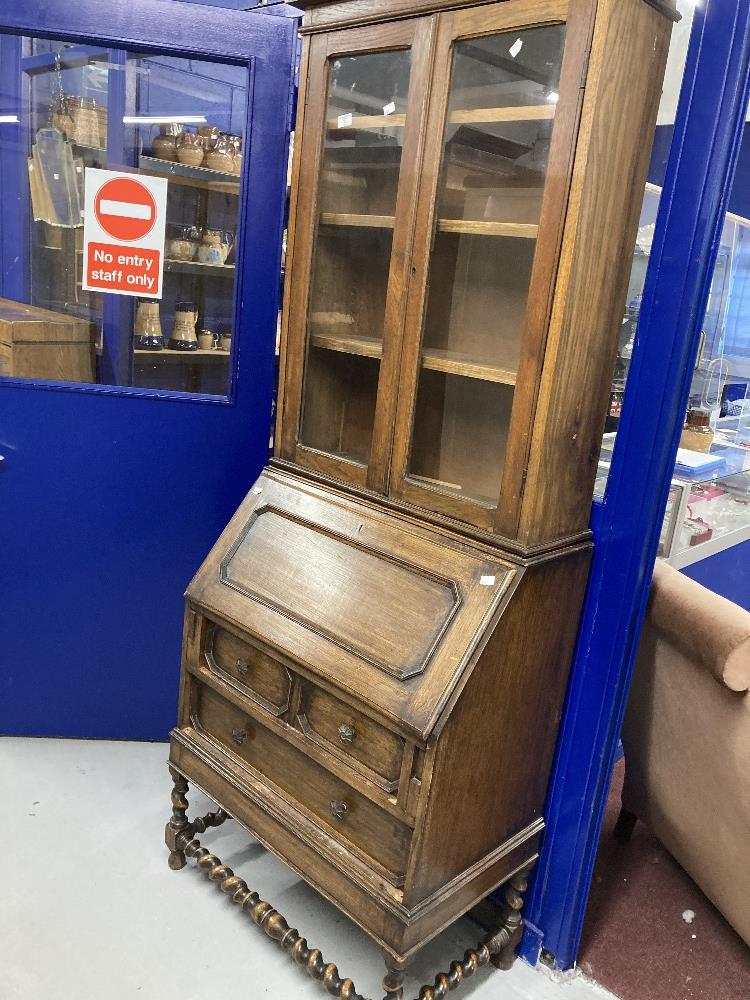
[618,560,750,946]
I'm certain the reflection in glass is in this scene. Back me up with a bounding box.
[0,36,247,396]
[407,25,566,503]
[595,1,695,496]
[300,49,413,465]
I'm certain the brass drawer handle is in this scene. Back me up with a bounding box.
[236,658,250,678]
[330,799,348,821]
[231,727,248,747]
[337,724,355,746]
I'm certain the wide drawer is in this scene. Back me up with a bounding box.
[297,680,404,792]
[194,684,411,882]
[204,622,293,718]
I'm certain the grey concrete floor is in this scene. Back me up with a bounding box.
[1,737,617,1000]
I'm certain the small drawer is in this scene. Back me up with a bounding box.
[205,622,292,718]
[195,684,411,882]
[297,682,404,792]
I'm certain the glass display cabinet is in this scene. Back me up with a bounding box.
[166,2,678,997]
[601,177,750,599]
[2,38,248,395]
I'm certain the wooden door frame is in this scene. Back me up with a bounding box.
[387,0,592,533]
[277,15,438,492]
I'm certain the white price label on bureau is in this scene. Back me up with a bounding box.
[383,101,396,116]
[480,575,496,587]
[337,112,353,128]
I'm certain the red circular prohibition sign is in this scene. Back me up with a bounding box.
[94,177,157,242]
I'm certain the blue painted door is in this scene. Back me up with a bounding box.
[0,0,296,740]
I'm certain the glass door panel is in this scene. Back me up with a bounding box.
[405,23,566,506]
[0,36,248,397]
[299,48,412,466]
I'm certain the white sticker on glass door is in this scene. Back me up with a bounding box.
[82,168,168,299]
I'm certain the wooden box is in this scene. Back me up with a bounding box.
[0,297,95,383]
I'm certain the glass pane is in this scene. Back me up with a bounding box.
[407,25,566,503]
[300,48,412,465]
[0,36,247,396]
[658,107,750,581]
[595,0,694,494]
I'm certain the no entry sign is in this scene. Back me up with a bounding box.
[82,168,167,299]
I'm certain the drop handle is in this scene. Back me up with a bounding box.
[330,800,348,821]
[337,724,355,746]
[231,727,248,747]
[236,658,250,678]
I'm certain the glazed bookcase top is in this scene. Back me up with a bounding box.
[277,0,675,554]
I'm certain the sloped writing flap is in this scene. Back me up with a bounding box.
[221,507,460,679]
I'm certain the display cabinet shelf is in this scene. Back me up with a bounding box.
[139,155,240,193]
[73,142,106,157]
[133,348,229,362]
[326,104,557,131]
[164,258,235,277]
[310,330,518,384]
[68,250,238,289]
[320,213,538,238]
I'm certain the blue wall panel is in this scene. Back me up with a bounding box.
[682,540,750,610]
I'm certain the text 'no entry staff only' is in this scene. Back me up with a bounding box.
[82,169,168,299]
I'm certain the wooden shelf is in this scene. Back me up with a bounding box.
[310,330,382,359]
[139,155,240,194]
[320,213,395,229]
[450,105,556,124]
[421,347,517,385]
[164,258,235,277]
[309,331,517,385]
[326,104,556,131]
[319,214,537,238]
[436,220,538,238]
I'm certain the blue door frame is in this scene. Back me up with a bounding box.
[521,0,750,969]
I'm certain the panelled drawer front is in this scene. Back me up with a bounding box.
[206,623,292,717]
[195,684,411,881]
[298,681,404,792]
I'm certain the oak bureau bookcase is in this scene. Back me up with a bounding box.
[165,0,678,997]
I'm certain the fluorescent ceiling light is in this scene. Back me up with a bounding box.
[0,114,20,123]
[122,115,207,125]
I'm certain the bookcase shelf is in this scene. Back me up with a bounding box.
[309,330,517,384]
[319,213,538,238]
[326,103,557,131]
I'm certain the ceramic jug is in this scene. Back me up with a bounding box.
[177,132,204,167]
[134,300,164,351]
[152,123,183,162]
[169,302,199,351]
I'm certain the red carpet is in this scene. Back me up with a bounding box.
[579,760,750,1000]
